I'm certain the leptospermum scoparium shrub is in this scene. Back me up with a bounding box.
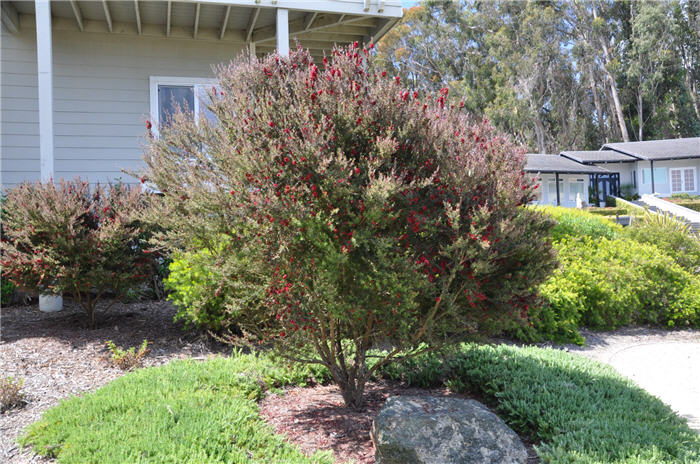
[142,45,556,407]
[1,179,156,328]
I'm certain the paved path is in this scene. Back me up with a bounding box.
[560,328,700,432]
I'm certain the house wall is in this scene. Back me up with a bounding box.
[634,158,700,197]
[530,174,590,208]
[2,21,246,187]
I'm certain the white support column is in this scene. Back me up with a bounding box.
[276,8,289,56]
[35,0,54,183]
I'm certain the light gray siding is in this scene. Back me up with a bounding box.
[1,24,39,187]
[2,23,245,187]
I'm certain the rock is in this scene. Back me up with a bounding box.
[371,396,527,464]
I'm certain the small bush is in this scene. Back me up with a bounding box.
[586,207,627,216]
[105,340,149,371]
[1,376,26,412]
[536,205,622,241]
[1,179,157,328]
[1,278,15,306]
[626,212,700,273]
[165,242,231,332]
[670,193,700,200]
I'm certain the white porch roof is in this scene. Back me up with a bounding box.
[3,0,402,59]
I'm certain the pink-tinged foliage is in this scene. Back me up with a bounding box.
[142,45,556,407]
[1,179,157,328]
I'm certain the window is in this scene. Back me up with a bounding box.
[669,168,696,193]
[149,76,218,132]
[641,167,667,185]
[547,178,563,205]
[569,179,585,202]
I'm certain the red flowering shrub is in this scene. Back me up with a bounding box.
[142,45,556,407]
[1,179,155,328]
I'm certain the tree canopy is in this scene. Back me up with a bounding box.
[376,0,700,153]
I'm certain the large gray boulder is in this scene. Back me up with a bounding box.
[370,396,527,464]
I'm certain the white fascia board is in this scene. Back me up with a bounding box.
[196,0,403,18]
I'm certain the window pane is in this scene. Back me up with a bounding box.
[671,169,682,192]
[654,168,667,184]
[569,181,584,201]
[196,85,219,124]
[158,85,194,125]
[684,169,695,192]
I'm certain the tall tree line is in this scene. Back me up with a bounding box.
[375,0,700,153]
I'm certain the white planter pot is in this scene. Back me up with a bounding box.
[39,293,63,312]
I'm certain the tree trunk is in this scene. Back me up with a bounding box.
[331,366,367,409]
[637,84,643,141]
[593,7,630,142]
[588,68,607,142]
[685,73,700,121]
[533,115,547,154]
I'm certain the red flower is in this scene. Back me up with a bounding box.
[145,120,152,130]
[395,76,400,84]
[353,41,359,48]
[269,121,275,127]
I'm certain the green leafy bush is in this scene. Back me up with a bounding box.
[586,207,627,216]
[521,207,700,343]
[20,352,333,464]
[377,344,700,464]
[535,205,622,241]
[535,236,699,339]
[142,45,556,407]
[626,212,700,272]
[165,244,231,331]
[1,278,15,306]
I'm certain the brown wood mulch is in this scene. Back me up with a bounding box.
[0,299,230,464]
[259,381,541,464]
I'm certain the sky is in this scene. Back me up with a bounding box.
[401,0,420,7]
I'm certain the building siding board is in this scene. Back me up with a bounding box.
[2,27,244,187]
[1,28,39,187]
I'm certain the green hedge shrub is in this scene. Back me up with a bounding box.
[1,279,15,306]
[535,205,622,241]
[586,207,627,216]
[165,243,231,332]
[540,236,699,332]
[521,207,700,343]
[625,213,700,272]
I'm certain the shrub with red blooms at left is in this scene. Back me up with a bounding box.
[141,44,557,408]
[1,179,156,328]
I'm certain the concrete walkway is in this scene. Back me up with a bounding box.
[560,328,700,432]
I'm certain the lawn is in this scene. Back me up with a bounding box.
[19,345,700,464]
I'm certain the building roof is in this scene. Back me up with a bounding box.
[601,137,700,161]
[560,150,637,164]
[524,154,610,174]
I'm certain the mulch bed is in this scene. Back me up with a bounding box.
[0,298,230,464]
[259,381,541,464]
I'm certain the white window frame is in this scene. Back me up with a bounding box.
[669,167,697,193]
[149,76,217,134]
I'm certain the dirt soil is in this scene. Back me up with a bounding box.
[0,299,231,464]
[259,382,541,464]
